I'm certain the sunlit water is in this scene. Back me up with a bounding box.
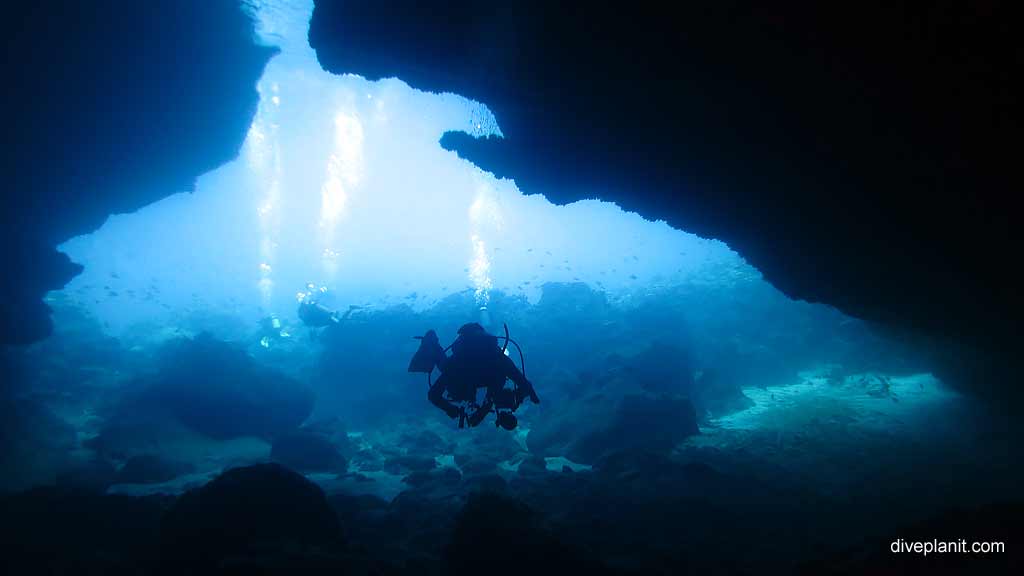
[54,0,747,344]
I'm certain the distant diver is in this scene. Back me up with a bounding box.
[256,314,291,348]
[295,289,362,343]
[409,322,539,430]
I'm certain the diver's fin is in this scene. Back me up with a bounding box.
[408,333,443,373]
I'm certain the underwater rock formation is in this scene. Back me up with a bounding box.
[619,341,753,416]
[1,462,1019,575]
[529,392,699,464]
[87,334,314,464]
[2,1,275,346]
[0,391,77,491]
[0,487,168,574]
[159,463,344,573]
[153,334,314,439]
[568,395,700,463]
[108,334,313,443]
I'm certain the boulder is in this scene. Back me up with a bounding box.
[568,394,699,463]
[160,463,343,572]
[158,334,314,439]
[625,341,752,416]
[104,334,314,442]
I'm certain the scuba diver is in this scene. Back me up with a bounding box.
[256,314,291,349]
[296,286,363,342]
[297,293,360,328]
[297,298,340,327]
[409,322,539,430]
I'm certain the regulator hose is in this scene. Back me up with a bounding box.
[497,323,527,379]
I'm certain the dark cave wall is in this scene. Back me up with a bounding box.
[1,0,275,345]
[308,0,1019,398]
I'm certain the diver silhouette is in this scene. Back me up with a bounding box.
[297,298,359,328]
[409,323,539,430]
[256,314,291,349]
[296,291,362,343]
